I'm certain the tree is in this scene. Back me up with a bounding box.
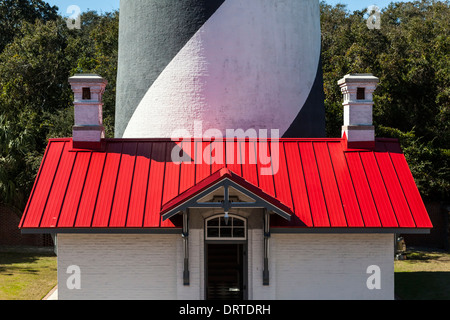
[0,8,119,211]
[0,0,59,53]
[0,18,71,209]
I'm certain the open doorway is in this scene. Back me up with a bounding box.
[206,243,247,300]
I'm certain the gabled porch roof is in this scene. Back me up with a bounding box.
[160,167,293,221]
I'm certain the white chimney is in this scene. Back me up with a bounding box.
[338,73,379,149]
[68,74,107,149]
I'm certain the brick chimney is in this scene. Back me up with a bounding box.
[69,74,107,149]
[338,73,379,149]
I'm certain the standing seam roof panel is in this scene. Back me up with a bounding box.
[109,142,138,227]
[299,142,330,227]
[57,152,92,228]
[359,152,399,227]
[374,151,416,228]
[211,139,226,174]
[143,142,166,228]
[74,151,107,227]
[178,142,196,195]
[40,142,76,228]
[272,142,294,211]
[161,142,180,228]
[91,142,123,228]
[313,142,347,227]
[283,142,313,227]
[126,142,153,227]
[344,152,382,227]
[256,140,276,198]
[195,141,212,184]
[328,142,365,227]
[225,140,242,176]
[241,141,259,187]
[21,141,65,228]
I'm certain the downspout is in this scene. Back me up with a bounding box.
[183,209,190,285]
[263,209,270,286]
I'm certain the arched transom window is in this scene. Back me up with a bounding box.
[205,214,247,240]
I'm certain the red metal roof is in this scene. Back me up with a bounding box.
[19,138,432,231]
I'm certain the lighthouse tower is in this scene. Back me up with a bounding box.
[115,0,325,139]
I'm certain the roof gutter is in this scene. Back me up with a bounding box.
[21,227,431,235]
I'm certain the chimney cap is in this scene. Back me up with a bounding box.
[338,73,379,85]
[69,73,108,85]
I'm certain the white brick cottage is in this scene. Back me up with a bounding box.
[19,74,432,300]
[55,232,394,300]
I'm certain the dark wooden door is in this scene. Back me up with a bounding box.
[206,244,245,300]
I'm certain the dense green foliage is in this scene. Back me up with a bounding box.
[0,0,59,53]
[0,2,118,209]
[0,0,448,212]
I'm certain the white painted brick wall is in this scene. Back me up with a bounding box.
[57,234,179,300]
[270,233,394,300]
[250,229,276,300]
[57,232,394,300]
[177,229,203,300]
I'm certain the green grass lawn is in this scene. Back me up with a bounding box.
[0,250,57,300]
[395,248,450,300]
